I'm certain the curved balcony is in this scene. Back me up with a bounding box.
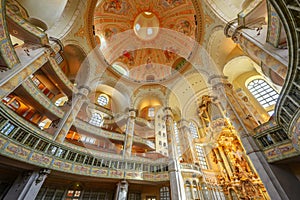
[47,57,78,96]
[135,117,154,129]
[133,136,155,150]
[0,5,20,70]
[253,124,298,162]
[0,50,48,100]
[74,119,125,142]
[0,109,169,181]
[88,103,113,117]
[6,5,48,45]
[180,163,202,175]
[103,115,154,130]
[74,119,156,150]
[272,0,300,131]
[21,78,64,118]
[103,113,127,126]
[0,103,53,139]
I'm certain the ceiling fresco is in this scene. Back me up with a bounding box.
[94,0,199,82]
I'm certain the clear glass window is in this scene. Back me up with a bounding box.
[89,113,103,127]
[195,145,208,169]
[160,187,170,200]
[97,94,109,106]
[189,122,199,138]
[247,79,278,109]
[148,107,155,117]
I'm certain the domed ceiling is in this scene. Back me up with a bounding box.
[94,0,202,82]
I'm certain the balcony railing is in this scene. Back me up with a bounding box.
[253,124,299,162]
[0,109,169,181]
[22,78,64,118]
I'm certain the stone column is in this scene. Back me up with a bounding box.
[178,120,196,163]
[224,22,286,85]
[209,75,289,199]
[190,180,195,200]
[54,86,90,142]
[123,109,136,158]
[163,107,186,200]
[3,169,50,200]
[114,180,128,200]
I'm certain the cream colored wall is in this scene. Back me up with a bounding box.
[205,0,253,21]
[17,0,67,29]
[233,71,270,121]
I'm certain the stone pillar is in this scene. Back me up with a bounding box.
[190,181,195,200]
[163,107,186,200]
[114,180,128,200]
[209,75,289,199]
[54,86,89,142]
[224,22,286,85]
[123,109,136,158]
[3,169,50,200]
[178,120,196,163]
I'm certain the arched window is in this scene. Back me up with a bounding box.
[201,183,209,200]
[247,79,279,115]
[55,96,68,106]
[185,181,192,200]
[160,187,170,200]
[89,113,103,127]
[174,122,181,157]
[97,94,109,106]
[148,107,155,117]
[189,122,199,138]
[192,180,199,199]
[80,135,96,145]
[195,145,208,169]
[38,119,52,130]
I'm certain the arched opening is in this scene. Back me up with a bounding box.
[62,44,87,84]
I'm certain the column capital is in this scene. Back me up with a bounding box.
[77,85,91,96]
[36,169,51,185]
[163,107,173,119]
[208,75,228,85]
[128,108,137,118]
[177,119,189,129]
[224,19,242,43]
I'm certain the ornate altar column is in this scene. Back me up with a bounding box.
[209,75,287,199]
[163,107,186,200]
[123,109,136,158]
[54,86,90,142]
[213,148,231,181]
[217,146,234,178]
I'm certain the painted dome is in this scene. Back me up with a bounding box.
[94,0,202,82]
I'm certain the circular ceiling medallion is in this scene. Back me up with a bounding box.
[133,12,160,41]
